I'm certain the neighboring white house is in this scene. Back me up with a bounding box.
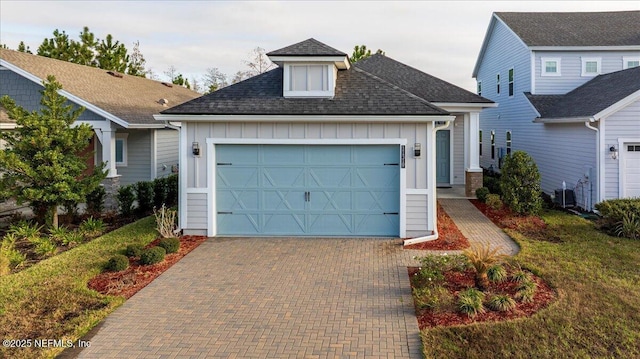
[0,49,200,206]
[473,11,640,210]
[156,38,494,242]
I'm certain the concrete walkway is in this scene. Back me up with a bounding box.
[69,198,516,358]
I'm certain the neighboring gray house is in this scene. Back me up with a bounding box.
[156,39,493,243]
[0,49,200,193]
[473,11,640,210]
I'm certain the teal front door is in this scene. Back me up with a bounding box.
[436,130,451,185]
[216,145,400,236]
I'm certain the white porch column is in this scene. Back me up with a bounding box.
[466,111,481,171]
[94,127,118,178]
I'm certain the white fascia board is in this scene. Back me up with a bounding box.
[529,45,640,51]
[473,14,530,78]
[127,123,168,129]
[533,116,593,124]
[593,89,640,120]
[268,55,350,69]
[0,123,17,129]
[154,114,456,123]
[0,59,130,129]
[431,102,498,112]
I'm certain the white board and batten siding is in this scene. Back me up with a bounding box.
[182,121,438,237]
[604,100,640,200]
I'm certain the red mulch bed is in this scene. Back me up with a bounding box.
[470,199,561,242]
[404,202,471,250]
[408,267,556,329]
[87,235,207,299]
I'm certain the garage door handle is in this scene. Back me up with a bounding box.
[304,191,310,202]
[218,211,233,214]
[217,162,233,166]
[384,163,399,166]
[383,212,399,215]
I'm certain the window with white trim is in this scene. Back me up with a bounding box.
[490,130,496,159]
[541,58,561,76]
[479,130,483,157]
[508,68,514,96]
[284,64,334,97]
[581,57,601,76]
[496,74,500,94]
[506,131,512,155]
[477,81,482,96]
[115,133,128,166]
[623,57,640,69]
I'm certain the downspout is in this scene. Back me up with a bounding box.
[584,118,599,211]
[404,120,452,246]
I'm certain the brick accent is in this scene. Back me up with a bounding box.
[465,170,483,197]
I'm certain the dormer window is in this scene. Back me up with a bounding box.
[284,63,336,98]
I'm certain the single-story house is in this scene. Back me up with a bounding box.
[156,39,494,243]
[0,48,200,207]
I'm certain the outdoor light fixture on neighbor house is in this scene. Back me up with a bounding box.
[192,142,201,157]
[610,145,618,160]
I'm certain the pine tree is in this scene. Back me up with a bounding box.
[0,76,106,228]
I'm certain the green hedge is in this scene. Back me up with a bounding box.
[595,198,640,227]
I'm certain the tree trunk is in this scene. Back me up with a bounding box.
[52,208,59,229]
[476,272,489,291]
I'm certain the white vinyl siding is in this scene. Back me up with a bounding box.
[604,100,640,200]
[186,192,208,230]
[155,129,179,178]
[406,194,428,234]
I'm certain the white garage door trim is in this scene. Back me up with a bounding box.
[618,138,640,198]
[206,138,408,237]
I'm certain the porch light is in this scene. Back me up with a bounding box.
[192,142,201,157]
[609,145,618,160]
[414,143,421,157]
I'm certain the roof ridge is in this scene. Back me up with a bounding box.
[352,66,447,113]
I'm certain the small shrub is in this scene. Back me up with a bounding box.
[500,151,543,215]
[516,278,538,292]
[166,174,179,207]
[595,198,640,230]
[153,177,168,209]
[613,213,640,240]
[117,185,136,217]
[105,254,129,272]
[476,187,490,202]
[86,185,106,215]
[30,236,57,257]
[125,244,144,258]
[140,246,166,265]
[457,288,485,317]
[486,194,503,210]
[158,237,180,254]
[48,226,71,245]
[463,242,506,290]
[61,231,84,247]
[79,217,106,238]
[487,264,508,283]
[154,204,178,238]
[9,220,42,240]
[511,269,531,283]
[487,294,516,312]
[515,279,538,303]
[483,175,502,196]
[0,233,26,268]
[413,286,455,311]
[135,181,155,215]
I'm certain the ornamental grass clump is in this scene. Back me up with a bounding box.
[457,288,485,317]
[463,242,506,291]
[488,294,516,312]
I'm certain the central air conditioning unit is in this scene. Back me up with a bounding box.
[554,189,576,207]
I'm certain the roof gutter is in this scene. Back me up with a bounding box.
[533,116,592,123]
[154,114,455,123]
[584,118,601,210]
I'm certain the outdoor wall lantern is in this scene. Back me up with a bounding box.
[609,145,618,160]
[192,142,201,157]
[414,143,421,157]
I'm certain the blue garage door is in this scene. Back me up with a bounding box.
[216,145,400,236]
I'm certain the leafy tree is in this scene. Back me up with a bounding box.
[499,151,543,215]
[203,67,228,93]
[0,76,106,228]
[350,44,385,63]
[172,73,191,89]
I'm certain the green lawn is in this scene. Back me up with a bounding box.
[422,210,640,358]
[0,216,157,359]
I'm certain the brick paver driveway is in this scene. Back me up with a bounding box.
[75,237,422,358]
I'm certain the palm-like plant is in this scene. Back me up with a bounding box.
[463,242,506,290]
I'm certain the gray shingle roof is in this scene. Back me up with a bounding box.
[355,54,492,104]
[161,66,448,116]
[526,66,640,119]
[0,49,200,126]
[266,38,347,57]
[496,11,640,47]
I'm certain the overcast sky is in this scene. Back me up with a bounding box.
[1,1,638,92]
